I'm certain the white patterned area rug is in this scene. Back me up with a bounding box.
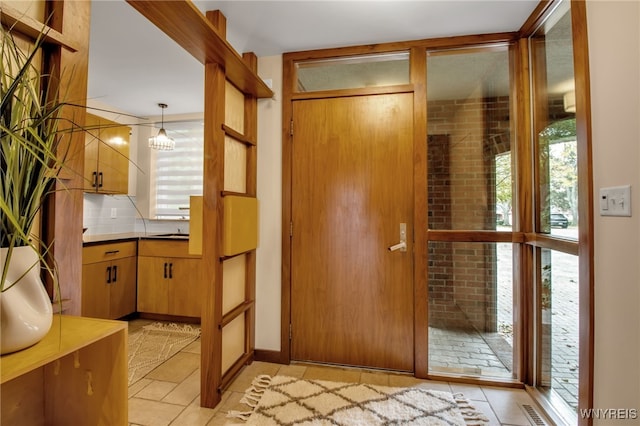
[128,322,200,386]
[228,375,489,425]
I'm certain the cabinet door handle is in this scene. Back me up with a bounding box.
[112,265,118,282]
[106,266,112,283]
[92,171,98,188]
[98,172,104,188]
[169,263,173,279]
[164,262,168,279]
[105,250,120,255]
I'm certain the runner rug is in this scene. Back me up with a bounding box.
[127,322,200,386]
[228,375,489,425]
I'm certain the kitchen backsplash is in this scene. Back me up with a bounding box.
[83,194,189,236]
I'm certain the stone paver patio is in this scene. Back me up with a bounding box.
[428,238,579,411]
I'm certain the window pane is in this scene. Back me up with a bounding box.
[295,52,409,92]
[152,120,203,219]
[427,47,513,230]
[538,248,579,411]
[531,1,578,239]
[428,241,515,379]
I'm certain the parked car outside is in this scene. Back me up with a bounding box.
[550,213,569,228]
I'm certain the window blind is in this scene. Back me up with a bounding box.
[152,120,203,219]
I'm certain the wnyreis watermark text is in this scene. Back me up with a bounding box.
[580,408,638,420]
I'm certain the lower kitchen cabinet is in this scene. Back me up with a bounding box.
[137,240,202,317]
[82,241,137,319]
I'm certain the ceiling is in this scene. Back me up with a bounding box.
[87,0,540,118]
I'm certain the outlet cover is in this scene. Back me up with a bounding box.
[600,185,631,216]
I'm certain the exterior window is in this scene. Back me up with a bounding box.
[150,120,203,219]
[426,46,516,380]
[529,0,582,420]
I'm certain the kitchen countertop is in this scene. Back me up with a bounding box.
[83,232,190,245]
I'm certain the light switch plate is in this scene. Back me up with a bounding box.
[600,185,631,216]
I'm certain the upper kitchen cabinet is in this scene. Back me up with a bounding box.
[84,113,131,194]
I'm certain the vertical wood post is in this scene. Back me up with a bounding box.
[200,61,226,407]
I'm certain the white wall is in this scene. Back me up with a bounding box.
[255,55,283,351]
[587,0,640,422]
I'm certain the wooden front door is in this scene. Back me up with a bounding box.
[291,93,414,371]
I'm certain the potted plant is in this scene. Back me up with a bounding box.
[1,26,69,354]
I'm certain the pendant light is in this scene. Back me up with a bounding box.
[148,103,175,151]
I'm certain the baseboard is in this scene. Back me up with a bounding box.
[254,349,285,364]
[137,312,201,324]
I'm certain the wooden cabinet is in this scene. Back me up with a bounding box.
[137,240,202,317]
[1,315,128,426]
[82,241,137,319]
[84,113,131,194]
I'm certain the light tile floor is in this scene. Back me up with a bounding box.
[127,322,552,426]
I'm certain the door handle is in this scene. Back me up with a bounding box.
[388,242,407,252]
[388,223,407,252]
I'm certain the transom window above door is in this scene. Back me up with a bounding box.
[294,51,410,92]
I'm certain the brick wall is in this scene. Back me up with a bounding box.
[427,96,511,332]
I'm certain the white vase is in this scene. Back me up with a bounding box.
[1,246,53,355]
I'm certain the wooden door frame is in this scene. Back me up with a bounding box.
[281,36,519,377]
[281,45,429,376]
[518,1,594,424]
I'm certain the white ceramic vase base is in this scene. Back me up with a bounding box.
[1,246,53,355]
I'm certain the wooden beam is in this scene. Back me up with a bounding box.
[125,0,273,99]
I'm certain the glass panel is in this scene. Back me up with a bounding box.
[531,0,578,239]
[295,52,409,92]
[538,248,579,412]
[428,241,515,379]
[427,47,512,230]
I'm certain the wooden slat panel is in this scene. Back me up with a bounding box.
[0,3,78,51]
[225,80,245,133]
[224,136,247,193]
[222,255,246,315]
[220,301,253,329]
[221,315,244,376]
[125,0,272,98]
[222,124,255,146]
